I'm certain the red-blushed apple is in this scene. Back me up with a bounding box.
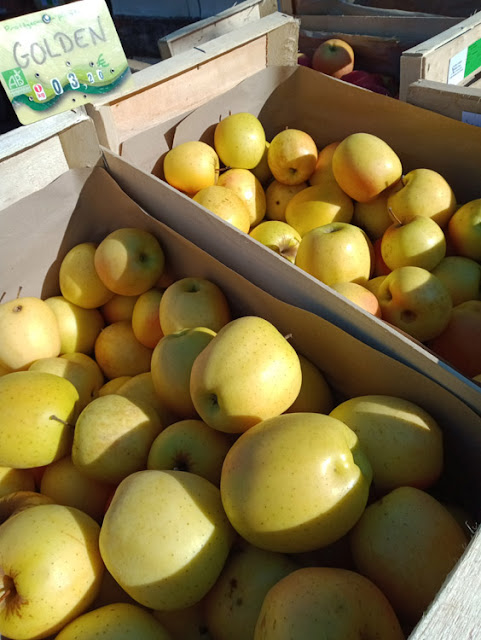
[217,167,266,228]
[163,140,220,196]
[249,220,302,264]
[214,112,266,170]
[447,198,481,262]
[267,128,318,186]
[372,237,392,277]
[331,281,382,318]
[264,179,307,222]
[311,38,355,79]
[309,140,340,186]
[432,255,481,306]
[101,293,139,324]
[193,184,251,233]
[380,215,446,272]
[94,320,153,379]
[131,287,164,349]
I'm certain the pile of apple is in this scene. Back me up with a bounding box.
[0,223,474,639]
[161,113,481,382]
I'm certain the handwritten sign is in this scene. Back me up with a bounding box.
[0,0,132,124]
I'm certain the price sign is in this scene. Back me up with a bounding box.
[0,0,133,125]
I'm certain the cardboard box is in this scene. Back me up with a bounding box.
[2,116,481,638]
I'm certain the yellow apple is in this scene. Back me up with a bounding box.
[190,316,302,434]
[72,394,162,484]
[432,256,481,306]
[352,188,397,241]
[59,242,114,309]
[159,276,231,336]
[94,227,166,297]
[99,469,234,610]
[101,293,139,324]
[117,371,176,428]
[249,220,302,264]
[44,295,104,355]
[98,375,132,396]
[153,599,212,640]
[92,569,139,609]
[0,503,104,640]
[0,296,61,371]
[0,490,54,524]
[264,180,307,222]
[447,198,481,261]
[61,351,105,392]
[376,266,452,342]
[94,320,153,379]
[131,287,164,349]
[365,274,388,298]
[309,140,340,186]
[254,566,404,640]
[387,168,457,228]
[217,167,266,228]
[350,486,468,625]
[330,281,382,317]
[220,412,372,552]
[295,222,373,287]
[151,326,216,418]
[267,128,318,186]
[332,132,403,203]
[163,140,220,196]
[193,185,251,233]
[0,466,35,498]
[380,215,446,272]
[285,353,334,414]
[214,112,266,169]
[251,140,272,185]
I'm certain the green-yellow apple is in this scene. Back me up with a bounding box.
[0,490,54,524]
[0,466,35,498]
[94,320,153,379]
[426,299,481,377]
[264,180,307,222]
[204,541,298,640]
[380,215,446,272]
[311,38,355,78]
[285,353,334,414]
[190,316,302,434]
[350,486,468,625]
[295,222,373,287]
[387,168,457,228]
[251,140,272,185]
[55,602,172,640]
[432,256,481,306]
[101,293,139,324]
[40,454,114,523]
[331,281,382,317]
[193,185,251,233]
[131,287,164,349]
[163,140,220,196]
[0,296,61,371]
[159,277,231,336]
[352,188,396,241]
[98,375,131,396]
[44,295,104,355]
[94,227,166,297]
[147,418,232,486]
[72,393,162,485]
[117,371,176,428]
[99,469,234,610]
[59,242,114,309]
[0,370,78,468]
[0,503,104,640]
[447,198,481,262]
[332,132,403,203]
[61,352,105,392]
[330,395,443,493]
[92,569,139,609]
[309,140,340,185]
[254,566,404,640]
[375,265,452,342]
[220,412,372,552]
[365,274,388,299]
[285,179,354,237]
[249,220,302,264]
[214,112,266,170]
[151,327,217,419]
[153,599,213,640]
[217,167,266,228]
[267,128,318,186]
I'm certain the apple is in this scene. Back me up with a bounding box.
[131,287,164,349]
[220,412,372,553]
[99,469,234,610]
[72,393,162,485]
[151,326,217,419]
[0,503,104,639]
[61,351,105,392]
[285,353,334,414]
[117,371,176,428]
[0,296,61,372]
[153,599,213,640]
[0,466,35,498]
[163,140,220,196]
[254,566,404,640]
[251,140,273,186]
[249,220,302,264]
[365,274,388,298]
[55,602,172,640]
[296,51,311,68]
[147,418,232,486]
[331,281,382,318]
[98,375,132,396]
[190,316,302,434]
[332,132,403,203]
[101,293,139,324]
[387,168,457,228]
[159,276,231,336]
[59,242,114,309]
[295,222,373,287]
[311,38,355,79]
[94,227,166,297]
[447,198,481,262]
[217,167,266,228]
[214,112,266,169]
[44,295,104,356]
[0,490,54,524]
[376,266,452,342]
[309,140,340,186]
[92,569,139,608]
[380,215,446,272]
[193,184,251,233]
[267,128,318,186]
[330,395,444,493]
[372,237,392,277]
[264,180,307,222]
[352,187,399,242]
[0,370,78,468]
[94,319,153,379]
[426,299,481,377]
[432,256,481,306]
[350,486,468,625]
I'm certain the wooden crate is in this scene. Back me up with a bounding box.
[85,11,299,155]
[280,0,479,18]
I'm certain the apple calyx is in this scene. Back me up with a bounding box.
[0,570,24,616]
[172,452,194,473]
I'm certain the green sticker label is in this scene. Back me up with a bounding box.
[465,38,481,79]
[2,68,30,97]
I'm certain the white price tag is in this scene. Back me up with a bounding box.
[448,48,468,85]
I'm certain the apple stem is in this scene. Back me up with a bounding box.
[283,333,293,341]
[0,588,11,604]
[16,286,22,299]
[0,292,5,304]
[387,205,403,226]
[49,415,74,428]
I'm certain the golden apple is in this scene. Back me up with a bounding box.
[59,242,114,309]
[117,371,176,428]
[380,215,446,272]
[44,295,104,355]
[311,38,355,78]
[309,140,340,185]
[0,490,54,524]
[217,167,266,228]
[352,187,399,242]
[432,256,481,306]
[331,281,382,317]
[101,293,139,324]
[153,599,212,640]
[214,112,266,169]
[267,128,318,186]
[447,198,481,261]
[193,185,251,233]
[61,352,104,392]
[285,353,334,414]
[131,287,164,349]
[264,180,307,222]
[98,375,132,396]
[251,140,272,185]
[0,466,35,498]
[163,140,220,196]
[249,220,302,264]
[94,320,153,379]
